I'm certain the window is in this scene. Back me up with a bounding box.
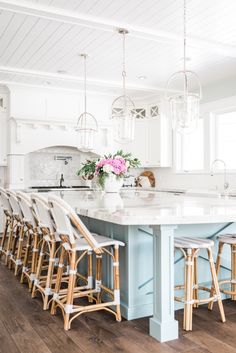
[176,118,205,172]
[215,111,236,170]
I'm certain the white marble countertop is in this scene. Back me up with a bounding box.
[45,189,236,225]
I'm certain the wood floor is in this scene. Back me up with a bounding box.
[1,263,236,353]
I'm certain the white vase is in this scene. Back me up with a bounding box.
[103,174,123,193]
[102,193,124,211]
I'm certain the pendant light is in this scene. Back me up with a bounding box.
[166,0,202,134]
[76,54,98,152]
[111,29,136,143]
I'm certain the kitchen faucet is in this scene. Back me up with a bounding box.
[210,159,229,191]
[59,173,64,188]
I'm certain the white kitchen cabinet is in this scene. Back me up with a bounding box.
[0,93,8,166]
[118,115,172,167]
[121,119,148,165]
[7,155,25,189]
[115,99,172,168]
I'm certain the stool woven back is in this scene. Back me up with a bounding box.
[48,194,99,250]
[6,190,22,218]
[16,191,37,227]
[0,187,12,215]
[31,193,54,232]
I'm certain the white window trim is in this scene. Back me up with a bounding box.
[174,106,236,174]
[174,115,210,174]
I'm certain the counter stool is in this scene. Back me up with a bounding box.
[6,190,24,273]
[0,188,13,262]
[174,237,225,331]
[209,234,236,309]
[31,193,69,310]
[16,191,40,288]
[48,194,125,331]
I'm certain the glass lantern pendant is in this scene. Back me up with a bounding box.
[166,0,202,134]
[76,54,98,152]
[111,29,136,143]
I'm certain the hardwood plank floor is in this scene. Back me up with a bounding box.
[1,262,236,353]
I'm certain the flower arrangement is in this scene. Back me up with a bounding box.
[77,150,140,188]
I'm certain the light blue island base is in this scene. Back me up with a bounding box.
[82,216,235,342]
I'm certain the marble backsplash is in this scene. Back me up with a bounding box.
[25,146,95,187]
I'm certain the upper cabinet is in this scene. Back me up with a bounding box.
[0,93,8,166]
[116,99,172,168]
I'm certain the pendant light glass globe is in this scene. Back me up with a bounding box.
[76,54,98,152]
[111,29,136,144]
[166,0,202,134]
[111,94,135,143]
[167,70,202,134]
[76,112,98,152]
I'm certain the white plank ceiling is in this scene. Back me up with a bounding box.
[0,0,236,96]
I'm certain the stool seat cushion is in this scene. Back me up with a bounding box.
[218,234,236,244]
[174,237,214,249]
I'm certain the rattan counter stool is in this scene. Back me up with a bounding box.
[0,188,13,263]
[174,237,225,331]
[48,194,125,331]
[16,191,41,289]
[6,190,24,274]
[209,234,236,309]
[31,193,70,310]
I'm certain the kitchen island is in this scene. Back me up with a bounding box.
[45,189,236,343]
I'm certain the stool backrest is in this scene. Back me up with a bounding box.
[6,190,22,218]
[16,191,37,227]
[48,194,99,250]
[31,193,54,232]
[0,187,12,215]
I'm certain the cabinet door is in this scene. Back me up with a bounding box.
[148,118,161,167]
[121,119,148,166]
[0,94,8,166]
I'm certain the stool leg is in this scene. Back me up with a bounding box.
[208,241,223,311]
[9,224,19,270]
[29,230,39,290]
[43,240,56,310]
[32,238,46,298]
[184,249,194,331]
[231,244,236,300]
[114,245,121,322]
[96,254,102,304]
[64,249,77,330]
[51,246,65,315]
[193,255,198,308]
[14,224,24,276]
[207,247,225,323]
[20,230,32,284]
[87,250,93,303]
[0,217,9,259]
[5,219,14,266]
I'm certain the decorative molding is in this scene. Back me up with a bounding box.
[0,65,171,94]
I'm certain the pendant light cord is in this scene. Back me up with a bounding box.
[183,0,187,96]
[122,31,126,96]
[83,54,87,114]
[183,0,186,73]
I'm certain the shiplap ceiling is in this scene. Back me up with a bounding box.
[0,0,236,96]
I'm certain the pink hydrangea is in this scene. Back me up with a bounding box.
[95,157,127,175]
